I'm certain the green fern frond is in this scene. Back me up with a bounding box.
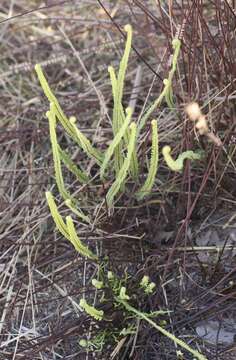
[69,116,103,165]
[170,39,181,75]
[138,39,181,132]
[79,299,104,321]
[136,119,159,200]
[47,104,75,203]
[108,66,138,180]
[100,107,132,180]
[162,145,202,172]
[163,39,181,108]
[45,191,69,239]
[46,192,95,259]
[117,24,132,107]
[129,139,139,180]
[106,122,137,207]
[66,216,97,259]
[118,299,207,360]
[35,64,75,139]
[108,65,125,175]
[163,79,173,109]
[108,24,133,175]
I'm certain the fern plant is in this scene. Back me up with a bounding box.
[35,22,203,257]
[35,23,207,359]
[77,271,207,360]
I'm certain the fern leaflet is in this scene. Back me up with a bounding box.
[136,119,159,200]
[106,122,137,207]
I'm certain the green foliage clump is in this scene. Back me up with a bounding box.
[36,23,202,217]
[35,24,206,360]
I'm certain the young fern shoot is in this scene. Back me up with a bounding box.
[46,191,69,239]
[117,298,207,360]
[136,119,159,200]
[162,146,202,172]
[163,38,181,109]
[100,107,132,180]
[79,299,104,321]
[46,192,96,259]
[106,122,137,208]
[47,103,75,204]
[35,64,75,140]
[69,116,103,165]
[138,38,181,133]
[66,216,97,260]
[109,24,132,175]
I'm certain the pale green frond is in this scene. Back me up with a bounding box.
[69,116,103,165]
[170,39,181,75]
[45,191,69,239]
[163,78,174,109]
[58,146,89,183]
[162,145,202,172]
[35,64,75,139]
[163,39,181,108]
[66,216,97,259]
[138,39,181,132]
[136,120,159,200]
[65,199,90,224]
[79,299,104,321]
[129,139,139,180]
[47,104,75,203]
[108,65,118,107]
[46,192,95,259]
[117,24,132,106]
[108,66,124,174]
[118,299,207,360]
[106,122,137,207]
[108,25,133,175]
[100,107,132,180]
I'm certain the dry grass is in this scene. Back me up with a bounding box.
[0,1,236,359]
